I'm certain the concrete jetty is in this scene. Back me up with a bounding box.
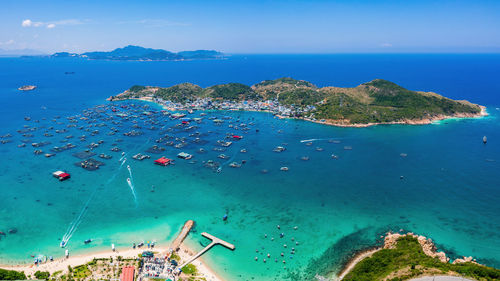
[179,232,235,269]
[170,220,194,252]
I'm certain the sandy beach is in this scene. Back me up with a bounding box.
[1,245,223,281]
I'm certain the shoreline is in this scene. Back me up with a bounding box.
[336,232,481,280]
[110,96,488,128]
[281,105,488,128]
[0,244,224,281]
[336,247,382,280]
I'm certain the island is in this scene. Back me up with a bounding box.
[17,85,36,91]
[108,78,486,127]
[50,45,224,61]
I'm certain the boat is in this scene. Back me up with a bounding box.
[177,152,193,160]
[18,85,37,91]
[483,136,487,144]
[84,239,92,244]
[112,243,115,251]
[218,154,229,159]
[154,156,172,166]
[65,249,69,258]
[223,214,228,221]
[280,167,289,171]
[273,146,286,152]
[53,171,71,181]
[229,162,241,168]
[60,241,66,248]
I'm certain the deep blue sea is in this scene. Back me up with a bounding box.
[0,54,499,280]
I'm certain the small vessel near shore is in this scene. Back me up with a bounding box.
[84,238,93,244]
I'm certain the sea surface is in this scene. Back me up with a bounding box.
[0,54,499,280]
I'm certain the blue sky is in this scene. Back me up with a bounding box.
[1,0,499,53]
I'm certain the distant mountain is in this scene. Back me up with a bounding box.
[51,45,224,61]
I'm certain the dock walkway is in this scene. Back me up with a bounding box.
[179,232,235,268]
[170,220,194,252]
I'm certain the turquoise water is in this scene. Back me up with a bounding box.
[0,55,499,280]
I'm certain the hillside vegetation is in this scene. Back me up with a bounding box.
[343,236,500,281]
[114,77,482,125]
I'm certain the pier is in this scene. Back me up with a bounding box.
[170,220,194,252]
[179,232,235,269]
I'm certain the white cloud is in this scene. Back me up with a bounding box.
[0,39,15,45]
[21,19,84,29]
[22,19,33,27]
[380,43,393,48]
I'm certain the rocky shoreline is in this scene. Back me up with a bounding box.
[337,232,481,280]
[290,105,488,128]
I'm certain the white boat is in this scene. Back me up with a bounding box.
[65,249,69,258]
[112,243,115,251]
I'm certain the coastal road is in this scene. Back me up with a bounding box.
[409,276,476,281]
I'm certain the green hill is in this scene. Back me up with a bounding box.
[111,77,483,125]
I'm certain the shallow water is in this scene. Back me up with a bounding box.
[0,55,499,280]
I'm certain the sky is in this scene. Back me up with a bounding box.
[1,0,500,54]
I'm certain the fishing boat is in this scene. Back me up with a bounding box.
[154,156,172,166]
[229,162,241,168]
[18,85,37,91]
[177,152,193,160]
[273,146,286,152]
[218,154,229,159]
[53,171,71,181]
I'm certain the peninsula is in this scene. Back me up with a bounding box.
[50,45,224,61]
[109,78,486,127]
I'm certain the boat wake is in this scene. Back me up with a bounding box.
[218,147,240,173]
[300,138,326,143]
[60,139,150,247]
[126,166,138,206]
[60,162,125,248]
